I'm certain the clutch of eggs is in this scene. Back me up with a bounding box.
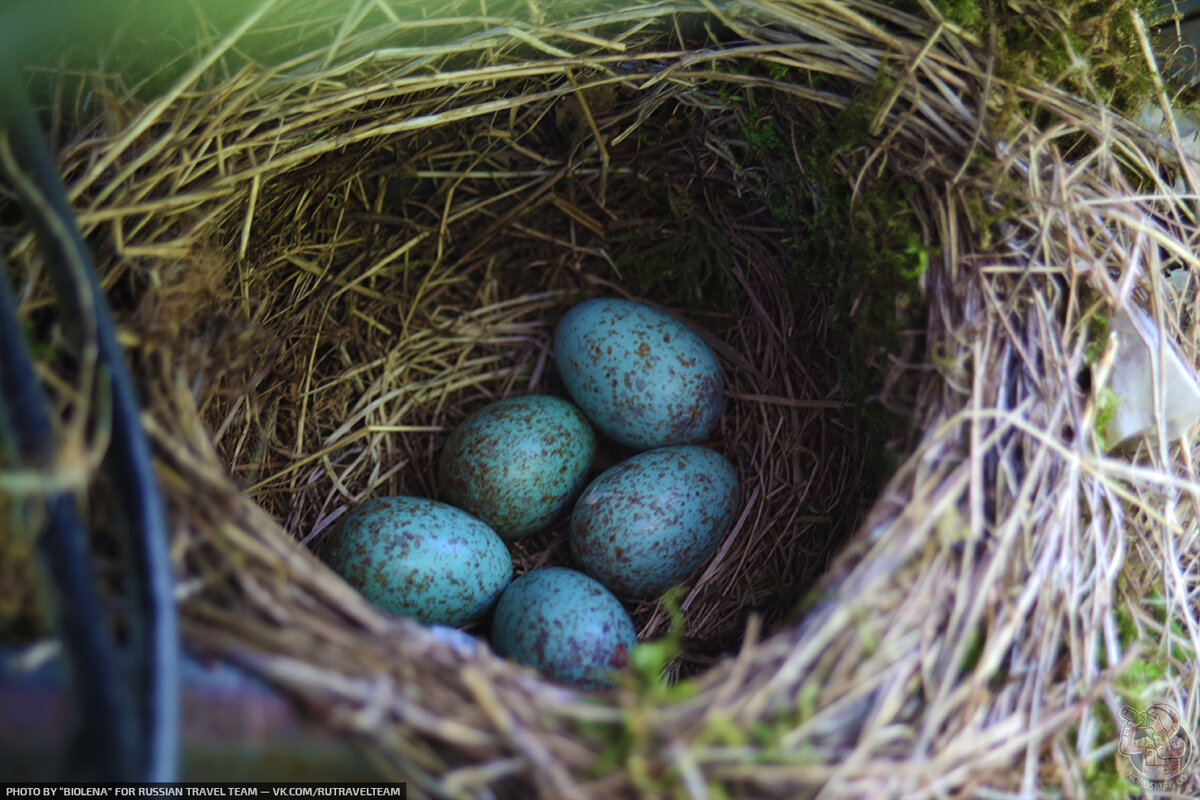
[319,295,739,689]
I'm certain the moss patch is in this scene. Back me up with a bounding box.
[888,0,1164,118]
[733,74,928,485]
[1082,702,1141,800]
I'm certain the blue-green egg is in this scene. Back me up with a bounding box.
[570,446,738,598]
[553,298,724,449]
[322,496,512,626]
[491,567,636,689]
[438,395,596,540]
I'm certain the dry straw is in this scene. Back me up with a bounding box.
[5,0,1200,796]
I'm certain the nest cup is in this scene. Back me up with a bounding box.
[5,1,1200,797]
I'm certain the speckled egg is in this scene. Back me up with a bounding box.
[491,567,636,689]
[553,298,724,450]
[321,496,512,626]
[438,395,596,540]
[569,446,738,598]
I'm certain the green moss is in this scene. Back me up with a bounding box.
[584,720,631,779]
[1112,589,1196,677]
[748,719,792,763]
[707,779,734,800]
[626,752,670,797]
[737,74,927,486]
[1083,764,1139,800]
[1092,589,1194,799]
[1082,703,1140,800]
[875,0,981,28]
[1012,1,1164,113]
[1082,311,1118,448]
[1084,313,1110,366]
[1093,387,1118,451]
[1080,592,1192,799]
[923,0,983,27]
[1116,657,1168,702]
[958,625,986,677]
[628,586,694,698]
[1079,598,1190,795]
[609,198,742,315]
[766,61,790,81]
[796,680,821,722]
[698,712,748,748]
[854,607,878,657]
[594,588,700,793]
[884,0,1164,134]
[721,0,1171,499]
[1144,593,1196,663]
[738,692,822,766]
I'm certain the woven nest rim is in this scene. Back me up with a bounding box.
[4,1,1200,798]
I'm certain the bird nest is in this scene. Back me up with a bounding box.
[4,0,1199,797]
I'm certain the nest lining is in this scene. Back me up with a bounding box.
[4,1,1200,798]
